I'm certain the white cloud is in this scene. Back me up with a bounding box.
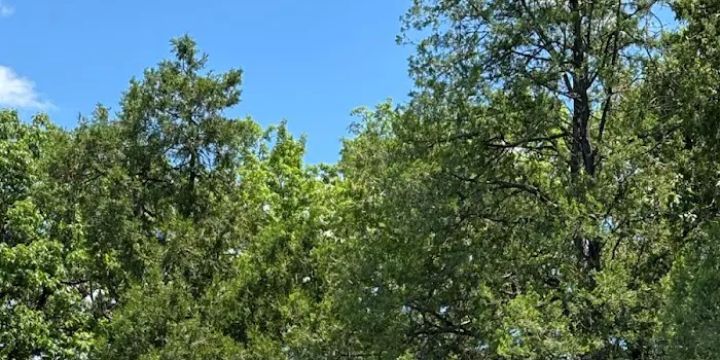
[0,1,13,17]
[0,66,52,109]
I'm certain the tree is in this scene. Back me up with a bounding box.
[648,0,720,357]
[120,35,246,220]
[6,4,720,358]
[332,0,683,358]
[85,37,338,359]
[0,110,94,358]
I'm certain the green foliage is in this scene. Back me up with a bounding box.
[0,111,93,358]
[1,38,336,359]
[3,3,720,358]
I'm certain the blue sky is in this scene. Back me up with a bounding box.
[0,0,414,163]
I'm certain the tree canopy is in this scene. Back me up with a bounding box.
[2,2,720,359]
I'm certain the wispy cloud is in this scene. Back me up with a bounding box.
[0,66,52,109]
[0,1,13,17]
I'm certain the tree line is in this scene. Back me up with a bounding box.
[2,0,720,358]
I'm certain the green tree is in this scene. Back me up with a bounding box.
[648,0,720,357]
[0,110,94,358]
[85,37,339,359]
[6,4,720,358]
[332,0,684,358]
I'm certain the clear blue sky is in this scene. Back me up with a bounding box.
[0,1,414,163]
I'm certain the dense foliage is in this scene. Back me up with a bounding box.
[2,1,720,358]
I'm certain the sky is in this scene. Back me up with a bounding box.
[0,0,415,163]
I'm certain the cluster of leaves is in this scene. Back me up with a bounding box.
[3,0,720,358]
[331,0,720,358]
[1,37,341,359]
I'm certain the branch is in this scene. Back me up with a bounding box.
[448,173,556,206]
[597,0,623,145]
